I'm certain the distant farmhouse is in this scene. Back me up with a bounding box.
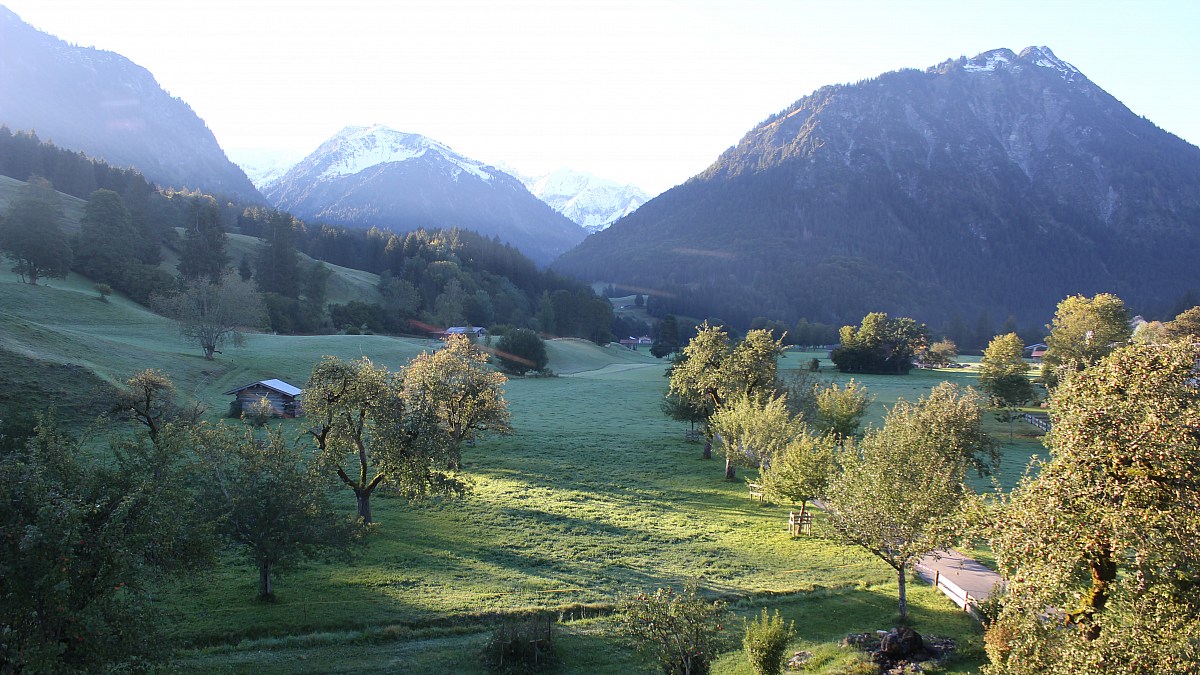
[434,326,488,339]
[224,379,303,418]
[619,336,653,350]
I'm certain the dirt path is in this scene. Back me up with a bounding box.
[916,549,1002,604]
[562,362,661,378]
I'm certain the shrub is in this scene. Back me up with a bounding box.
[619,580,728,675]
[743,608,795,675]
[94,283,113,302]
[495,329,548,375]
[480,616,557,674]
[244,396,274,427]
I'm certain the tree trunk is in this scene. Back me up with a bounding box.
[356,489,373,525]
[724,456,736,480]
[258,560,273,599]
[897,561,908,621]
[1078,545,1116,640]
[203,343,216,360]
[702,436,712,460]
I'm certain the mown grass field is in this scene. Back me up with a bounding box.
[0,273,1049,672]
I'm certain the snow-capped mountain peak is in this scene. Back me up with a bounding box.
[1019,45,1081,82]
[313,124,493,183]
[500,166,650,233]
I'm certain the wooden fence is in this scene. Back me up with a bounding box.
[913,560,983,622]
[1023,413,1051,433]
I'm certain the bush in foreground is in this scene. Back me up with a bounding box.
[743,608,795,675]
[619,580,728,675]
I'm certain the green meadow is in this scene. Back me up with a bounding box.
[0,271,1046,672]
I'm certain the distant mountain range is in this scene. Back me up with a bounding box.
[554,47,1200,329]
[263,125,586,265]
[499,166,649,233]
[0,6,260,201]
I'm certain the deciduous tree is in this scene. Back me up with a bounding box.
[74,188,136,285]
[760,429,837,521]
[824,383,993,620]
[1040,293,1131,387]
[0,176,72,284]
[710,393,801,477]
[192,424,360,600]
[922,338,958,368]
[0,418,213,671]
[982,342,1200,673]
[812,379,873,446]
[620,580,729,675]
[153,274,266,360]
[495,328,549,375]
[668,324,784,475]
[1166,304,1200,341]
[830,312,927,374]
[403,334,512,453]
[303,356,466,524]
[978,333,1035,439]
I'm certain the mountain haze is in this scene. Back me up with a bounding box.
[0,6,260,201]
[265,125,586,265]
[554,47,1200,329]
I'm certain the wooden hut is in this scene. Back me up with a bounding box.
[224,379,303,418]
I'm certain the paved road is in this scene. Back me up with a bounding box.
[916,549,1002,603]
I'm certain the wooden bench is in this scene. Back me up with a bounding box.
[788,510,812,536]
[684,429,703,442]
[747,481,765,505]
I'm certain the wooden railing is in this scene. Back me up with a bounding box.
[1023,413,1051,433]
[913,560,983,622]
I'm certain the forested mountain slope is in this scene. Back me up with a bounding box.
[0,6,261,201]
[554,47,1200,329]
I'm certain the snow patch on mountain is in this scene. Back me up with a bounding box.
[1021,46,1081,82]
[297,125,495,185]
[501,166,649,232]
[963,49,1016,73]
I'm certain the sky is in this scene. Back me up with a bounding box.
[4,0,1199,196]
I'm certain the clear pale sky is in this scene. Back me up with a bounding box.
[5,0,1198,195]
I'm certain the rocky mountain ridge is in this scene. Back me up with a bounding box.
[553,46,1200,329]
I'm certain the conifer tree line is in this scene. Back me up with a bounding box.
[0,128,617,343]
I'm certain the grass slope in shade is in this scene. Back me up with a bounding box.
[0,174,87,231]
[175,582,983,673]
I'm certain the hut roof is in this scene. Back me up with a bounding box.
[223,378,303,397]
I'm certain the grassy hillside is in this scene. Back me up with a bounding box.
[2,278,1023,672]
[222,231,384,307]
[0,270,427,422]
[0,173,86,232]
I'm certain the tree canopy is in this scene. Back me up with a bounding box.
[831,312,928,374]
[984,341,1200,673]
[668,323,784,473]
[192,424,360,599]
[153,274,266,360]
[0,176,72,284]
[403,335,512,452]
[824,382,993,620]
[978,333,1036,438]
[1040,293,1131,387]
[303,356,467,524]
